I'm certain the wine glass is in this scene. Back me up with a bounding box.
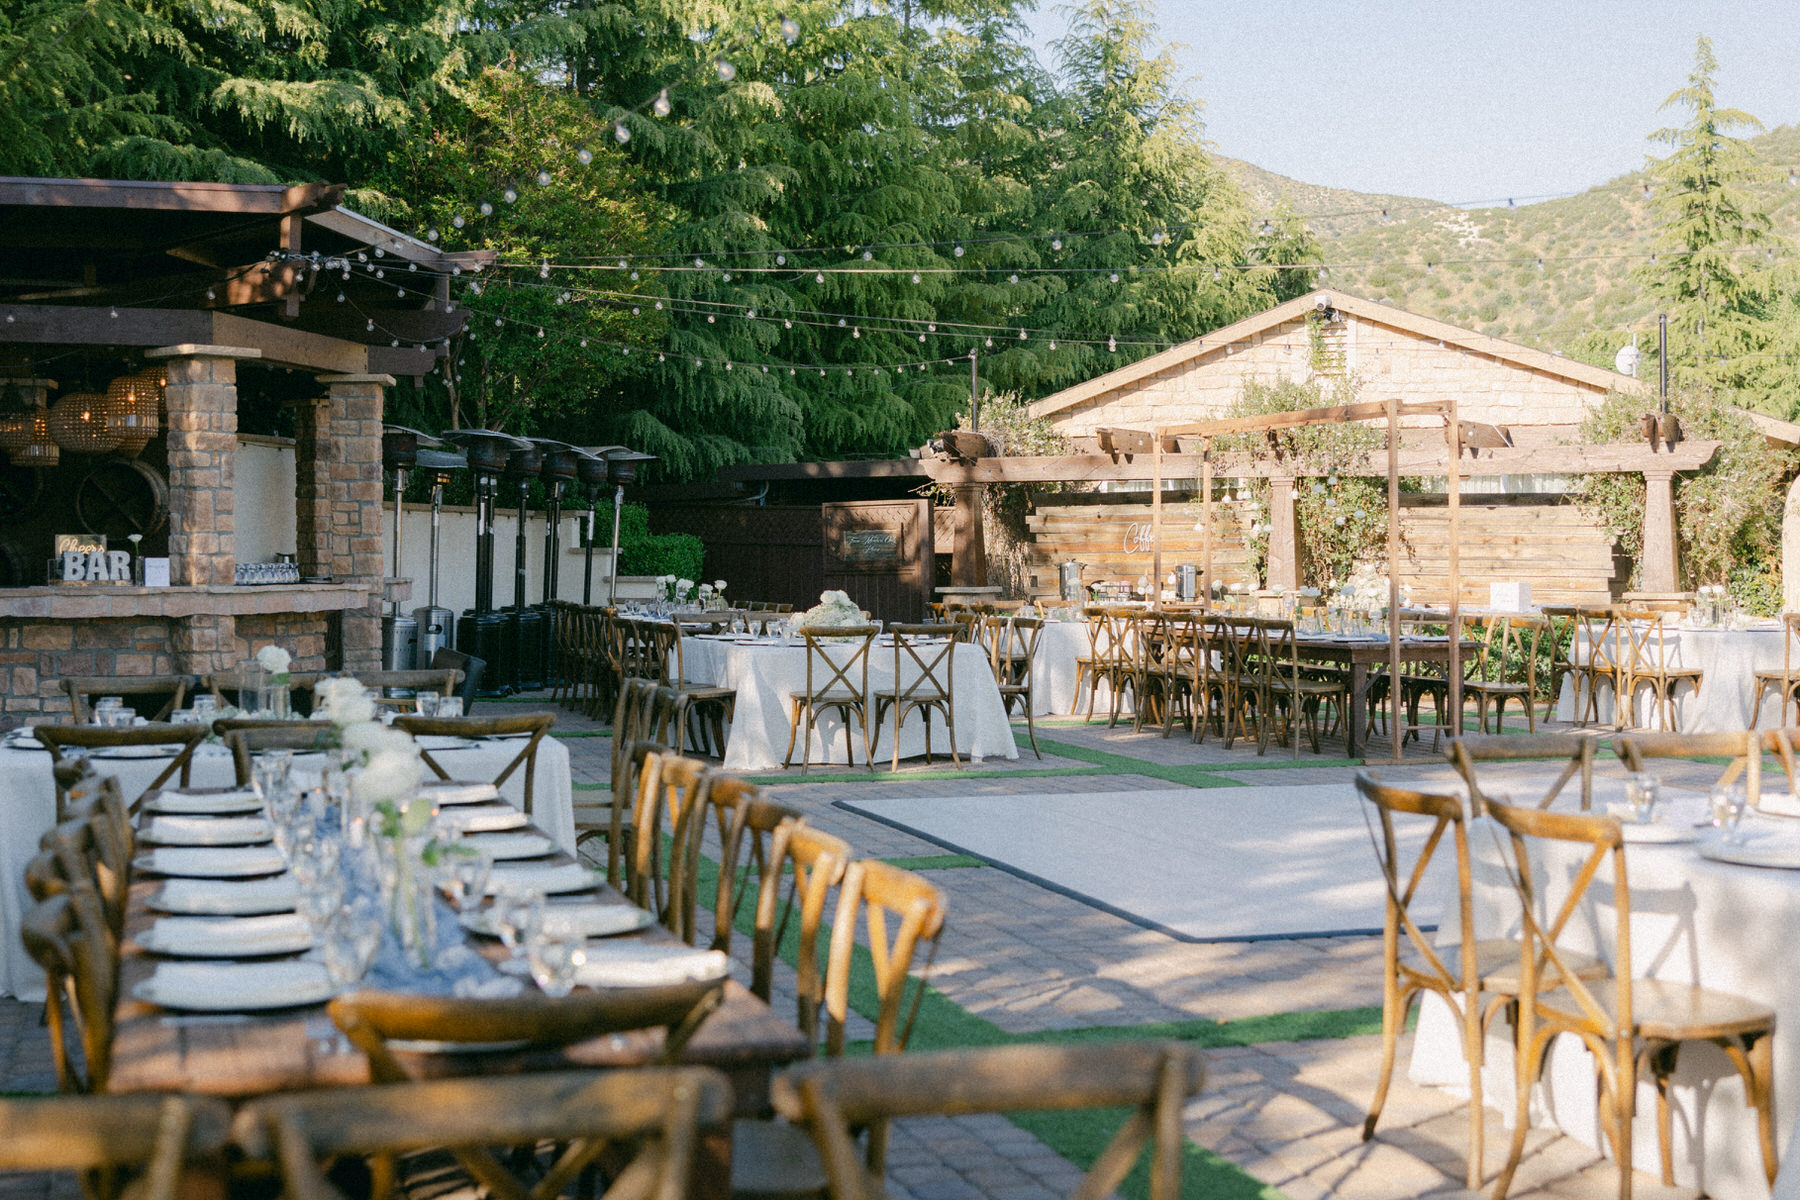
[489,885,543,974]
[526,911,587,998]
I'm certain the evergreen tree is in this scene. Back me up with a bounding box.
[1636,35,1781,405]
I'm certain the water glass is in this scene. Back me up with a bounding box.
[435,695,463,720]
[526,911,587,998]
[322,900,383,988]
[1710,784,1748,842]
[414,692,440,718]
[1625,773,1661,823]
[252,750,294,801]
[489,885,543,971]
[439,846,494,914]
[297,874,347,934]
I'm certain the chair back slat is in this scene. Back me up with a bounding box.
[33,723,208,819]
[391,713,555,819]
[1446,732,1602,812]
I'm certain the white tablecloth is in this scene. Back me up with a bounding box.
[1409,789,1798,1200]
[0,735,572,1000]
[1557,622,1788,731]
[680,636,1019,770]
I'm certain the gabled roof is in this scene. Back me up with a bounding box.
[1027,289,1645,420]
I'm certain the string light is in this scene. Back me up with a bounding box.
[653,91,672,118]
[716,59,736,82]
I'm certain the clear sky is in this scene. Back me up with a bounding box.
[1020,0,1800,205]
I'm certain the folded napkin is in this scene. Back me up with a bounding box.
[138,846,288,878]
[138,913,313,957]
[574,944,730,989]
[143,815,274,847]
[150,877,299,916]
[445,803,528,833]
[419,781,502,805]
[146,789,263,815]
[486,863,600,896]
[136,960,332,1011]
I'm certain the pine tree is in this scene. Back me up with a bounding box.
[1637,35,1780,403]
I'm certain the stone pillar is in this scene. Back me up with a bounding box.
[146,344,258,587]
[292,394,332,578]
[1640,468,1680,593]
[1266,475,1299,590]
[315,373,393,672]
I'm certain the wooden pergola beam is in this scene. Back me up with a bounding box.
[921,441,1721,484]
[1158,400,1447,438]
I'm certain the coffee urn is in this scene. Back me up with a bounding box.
[1058,560,1085,603]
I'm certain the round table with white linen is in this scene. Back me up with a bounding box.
[679,635,1019,771]
[1409,788,1800,1200]
[0,733,572,1000]
[1556,620,1788,732]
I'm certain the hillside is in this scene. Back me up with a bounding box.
[1298,124,1800,367]
[1214,156,1450,238]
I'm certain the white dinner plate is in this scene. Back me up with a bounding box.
[144,789,264,816]
[2,733,45,752]
[460,903,652,940]
[149,877,300,916]
[134,913,314,958]
[1697,837,1800,869]
[486,863,602,896]
[90,744,181,759]
[443,804,529,834]
[133,960,334,1011]
[574,943,730,989]
[465,832,555,861]
[142,816,274,848]
[134,846,288,878]
[418,781,501,805]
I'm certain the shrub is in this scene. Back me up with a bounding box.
[614,503,705,581]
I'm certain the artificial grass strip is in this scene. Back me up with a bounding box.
[879,853,985,870]
[1024,734,1245,788]
[1012,1109,1285,1200]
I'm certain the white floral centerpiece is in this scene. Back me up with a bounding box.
[312,675,377,729]
[252,644,293,717]
[354,731,441,967]
[794,589,865,639]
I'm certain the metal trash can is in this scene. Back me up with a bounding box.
[381,613,418,672]
[412,604,453,668]
[1176,564,1198,602]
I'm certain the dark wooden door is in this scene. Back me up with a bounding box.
[822,499,933,624]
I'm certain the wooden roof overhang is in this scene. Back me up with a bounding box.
[0,176,492,377]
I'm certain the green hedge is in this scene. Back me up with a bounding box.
[615,503,704,581]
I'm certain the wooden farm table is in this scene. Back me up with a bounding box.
[1285,635,1475,759]
[109,789,812,1194]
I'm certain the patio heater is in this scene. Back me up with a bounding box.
[444,430,528,689]
[576,447,624,604]
[504,441,547,691]
[531,440,592,681]
[599,449,656,605]
[379,427,419,672]
[410,443,468,667]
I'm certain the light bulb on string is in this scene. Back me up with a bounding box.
[776,254,786,265]
[1109,273,1119,283]
[537,171,551,186]
[396,287,405,298]
[452,215,465,229]
[479,202,493,216]
[837,318,846,327]
[653,91,672,117]
[613,122,630,144]
[1260,219,1272,235]
[408,262,417,272]
[984,337,993,348]
[390,339,399,347]
[1108,337,1117,352]
[694,257,704,268]
[336,292,345,302]
[427,228,439,241]
[911,273,921,284]
[927,324,936,332]
[654,301,662,309]
[861,250,872,261]
[722,272,731,281]
[784,319,792,328]
[366,319,376,331]
[815,273,824,283]
[374,248,385,258]
[716,59,736,82]
[1009,274,1019,284]
[503,187,518,203]
[1213,268,1220,281]
[780,14,799,42]
[1151,230,1165,245]
[1051,238,1063,251]
[205,287,216,300]
[374,269,384,279]
[953,245,964,257]
[630,271,639,280]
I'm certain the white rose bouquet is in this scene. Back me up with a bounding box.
[255,644,291,682]
[797,589,865,630]
[313,675,377,728]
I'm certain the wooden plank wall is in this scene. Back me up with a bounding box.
[1022,493,1626,605]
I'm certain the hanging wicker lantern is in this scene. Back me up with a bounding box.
[47,390,122,455]
[0,405,59,467]
[104,372,160,457]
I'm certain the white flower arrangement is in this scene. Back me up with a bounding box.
[254,644,292,679]
[797,589,865,629]
[312,676,377,727]
[355,745,425,813]
[713,579,727,592]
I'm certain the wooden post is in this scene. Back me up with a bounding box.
[1640,468,1680,592]
[1266,474,1298,590]
[1388,395,1402,764]
[1201,440,1214,610]
[1152,430,1163,605]
[951,483,988,587]
[1446,394,1463,739]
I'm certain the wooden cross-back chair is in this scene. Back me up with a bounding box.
[1075,606,1138,727]
[1751,613,1800,728]
[1618,610,1703,732]
[623,751,714,940]
[21,887,118,1095]
[1447,732,1605,814]
[216,723,337,786]
[702,779,805,959]
[390,713,555,822]
[1613,730,1763,802]
[1199,615,1253,748]
[328,983,727,1084]
[1132,611,1190,738]
[33,723,208,821]
[1565,606,1627,728]
[203,671,322,716]
[1483,798,1778,1200]
[580,681,677,885]
[1253,618,1343,758]
[784,626,879,774]
[872,624,961,773]
[1355,772,1514,1191]
[238,1068,732,1200]
[1537,606,1583,726]
[639,620,737,757]
[771,1041,1207,1200]
[982,614,1044,758]
[60,675,196,724]
[327,669,463,712]
[30,778,134,943]
[1464,615,1547,734]
[0,1092,232,1200]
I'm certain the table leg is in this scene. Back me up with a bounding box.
[1347,663,1367,759]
